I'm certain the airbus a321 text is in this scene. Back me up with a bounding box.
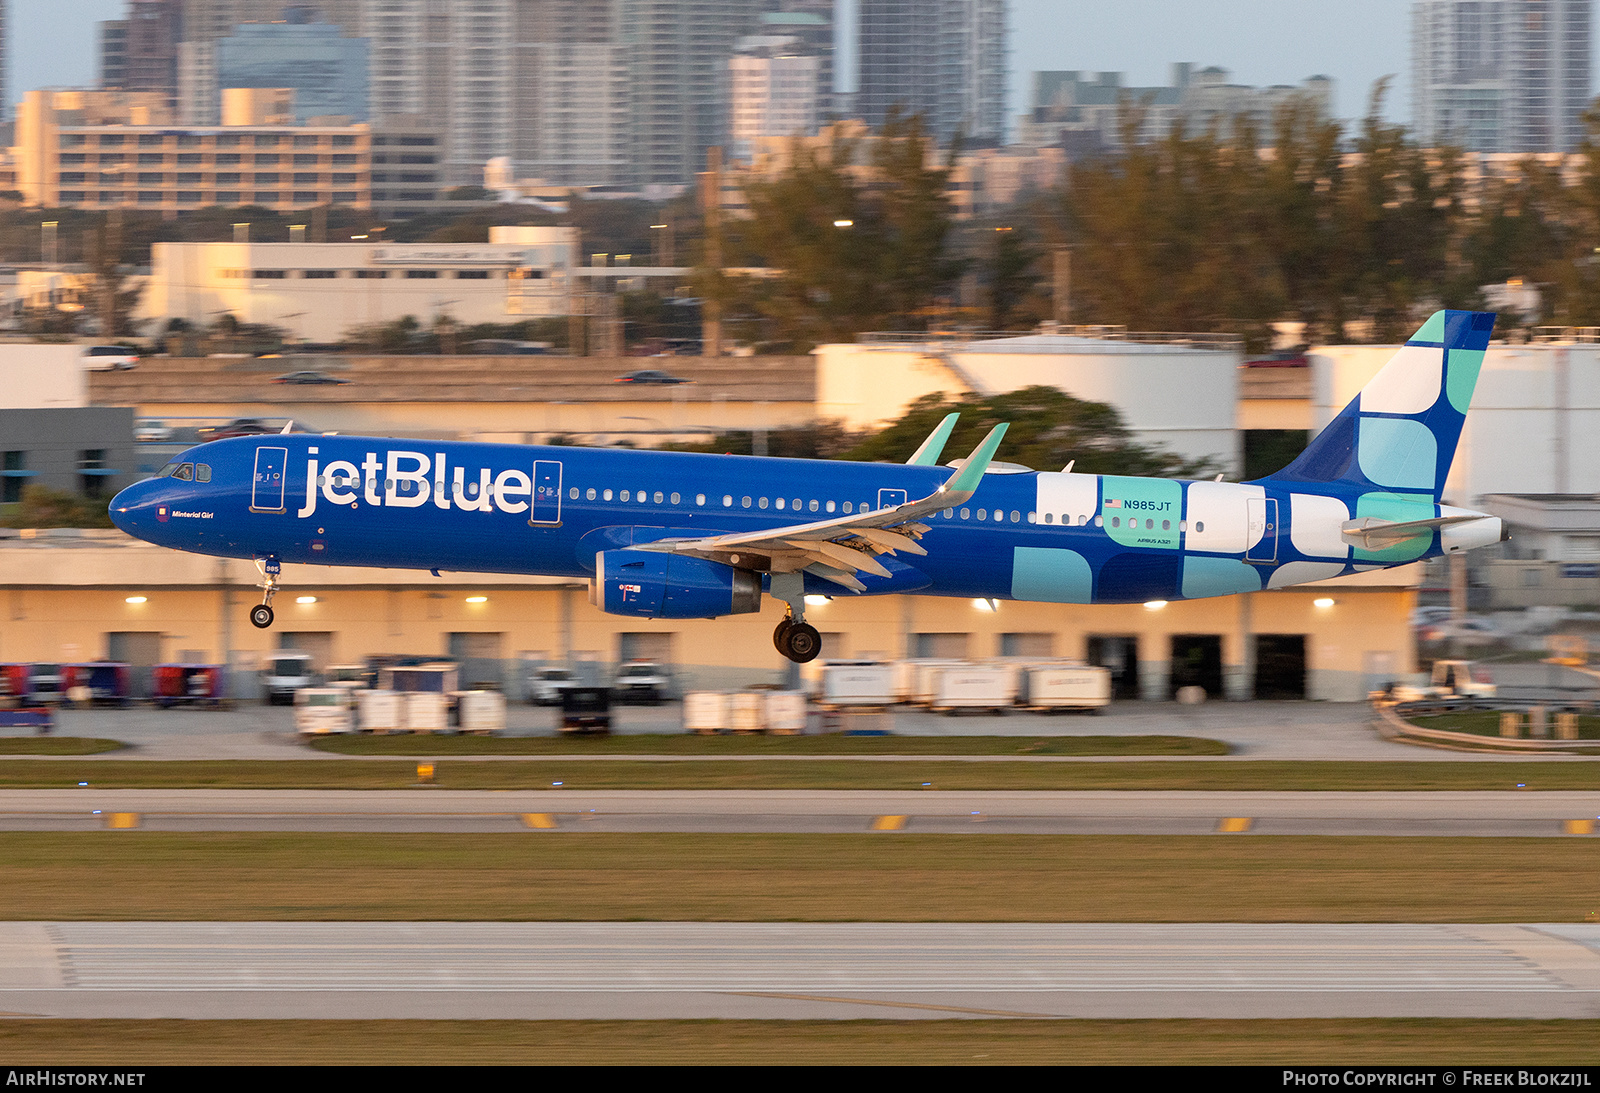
[110,310,1506,663]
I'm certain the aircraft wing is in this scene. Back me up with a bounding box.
[635,423,1008,592]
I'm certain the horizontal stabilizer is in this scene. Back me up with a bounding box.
[1341,514,1481,549]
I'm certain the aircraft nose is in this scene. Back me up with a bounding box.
[109,480,158,538]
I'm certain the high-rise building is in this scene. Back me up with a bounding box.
[170,2,801,187]
[180,15,369,125]
[122,0,186,111]
[1413,0,1591,153]
[857,0,1006,145]
[730,44,822,161]
[619,0,768,185]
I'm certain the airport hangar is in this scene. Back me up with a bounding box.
[13,326,1594,703]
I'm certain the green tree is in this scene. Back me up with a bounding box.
[843,388,1220,478]
[719,115,961,350]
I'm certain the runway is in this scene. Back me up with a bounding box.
[0,788,1595,835]
[1,922,1597,1019]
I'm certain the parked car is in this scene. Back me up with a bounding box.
[614,661,669,705]
[527,666,579,706]
[81,345,140,371]
[134,418,174,443]
[272,371,349,385]
[198,418,277,441]
[615,369,689,385]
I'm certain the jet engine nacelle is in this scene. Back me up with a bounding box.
[589,548,762,619]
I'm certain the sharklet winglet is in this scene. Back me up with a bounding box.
[907,413,960,466]
[944,422,1009,495]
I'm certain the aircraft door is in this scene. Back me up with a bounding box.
[529,460,562,526]
[1245,497,1278,563]
[877,487,908,511]
[251,446,288,513]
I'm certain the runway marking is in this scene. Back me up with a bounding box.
[725,992,1058,1018]
[521,813,558,829]
[871,815,907,831]
[104,813,140,830]
[1563,820,1594,835]
[1216,817,1252,833]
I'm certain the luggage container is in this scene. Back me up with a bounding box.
[380,663,459,694]
[402,691,449,733]
[560,686,612,734]
[902,659,965,706]
[730,692,766,734]
[1022,665,1112,712]
[356,689,402,733]
[0,665,30,708]
[62,663,131,708]
[764,690,809,734]
[294,688,355,735]
[683,691,729,734]
[458,690,507,735]
[0,707,52,731]
[818,661,896,708]
[153,664,226,708]
[929,665,1013,714]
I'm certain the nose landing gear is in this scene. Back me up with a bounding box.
[250,556,281,630]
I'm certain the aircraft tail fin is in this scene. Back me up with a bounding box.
[1256,310,1495,502]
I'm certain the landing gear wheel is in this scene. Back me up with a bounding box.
[773,618,794,654]
[780,621,822,664]
[249,604,275,629]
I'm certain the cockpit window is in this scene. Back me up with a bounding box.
[157,463,178,478]
[195,463,211,483]
[171,463,194,481]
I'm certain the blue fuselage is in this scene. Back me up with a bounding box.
[109,433,1434,606]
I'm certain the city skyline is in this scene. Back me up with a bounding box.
[18,0,1426,132]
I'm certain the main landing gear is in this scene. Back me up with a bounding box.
[773,615,821,663]
[250,556,281,630]
[769,571,820,664]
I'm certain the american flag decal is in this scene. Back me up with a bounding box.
[1105,498,1122,508]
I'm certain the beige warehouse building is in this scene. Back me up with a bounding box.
[0,530,1415,703]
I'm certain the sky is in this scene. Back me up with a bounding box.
[14,1,1418,127]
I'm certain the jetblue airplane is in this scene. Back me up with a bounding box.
[110,310,1505,663]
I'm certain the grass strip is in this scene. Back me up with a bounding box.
[4,759,1600,790]
[1,833,1596,922]
[1411,711,1600,742]
[0,737,124,755]
[309,732,1229,757]
[0,1019,1597,1065]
